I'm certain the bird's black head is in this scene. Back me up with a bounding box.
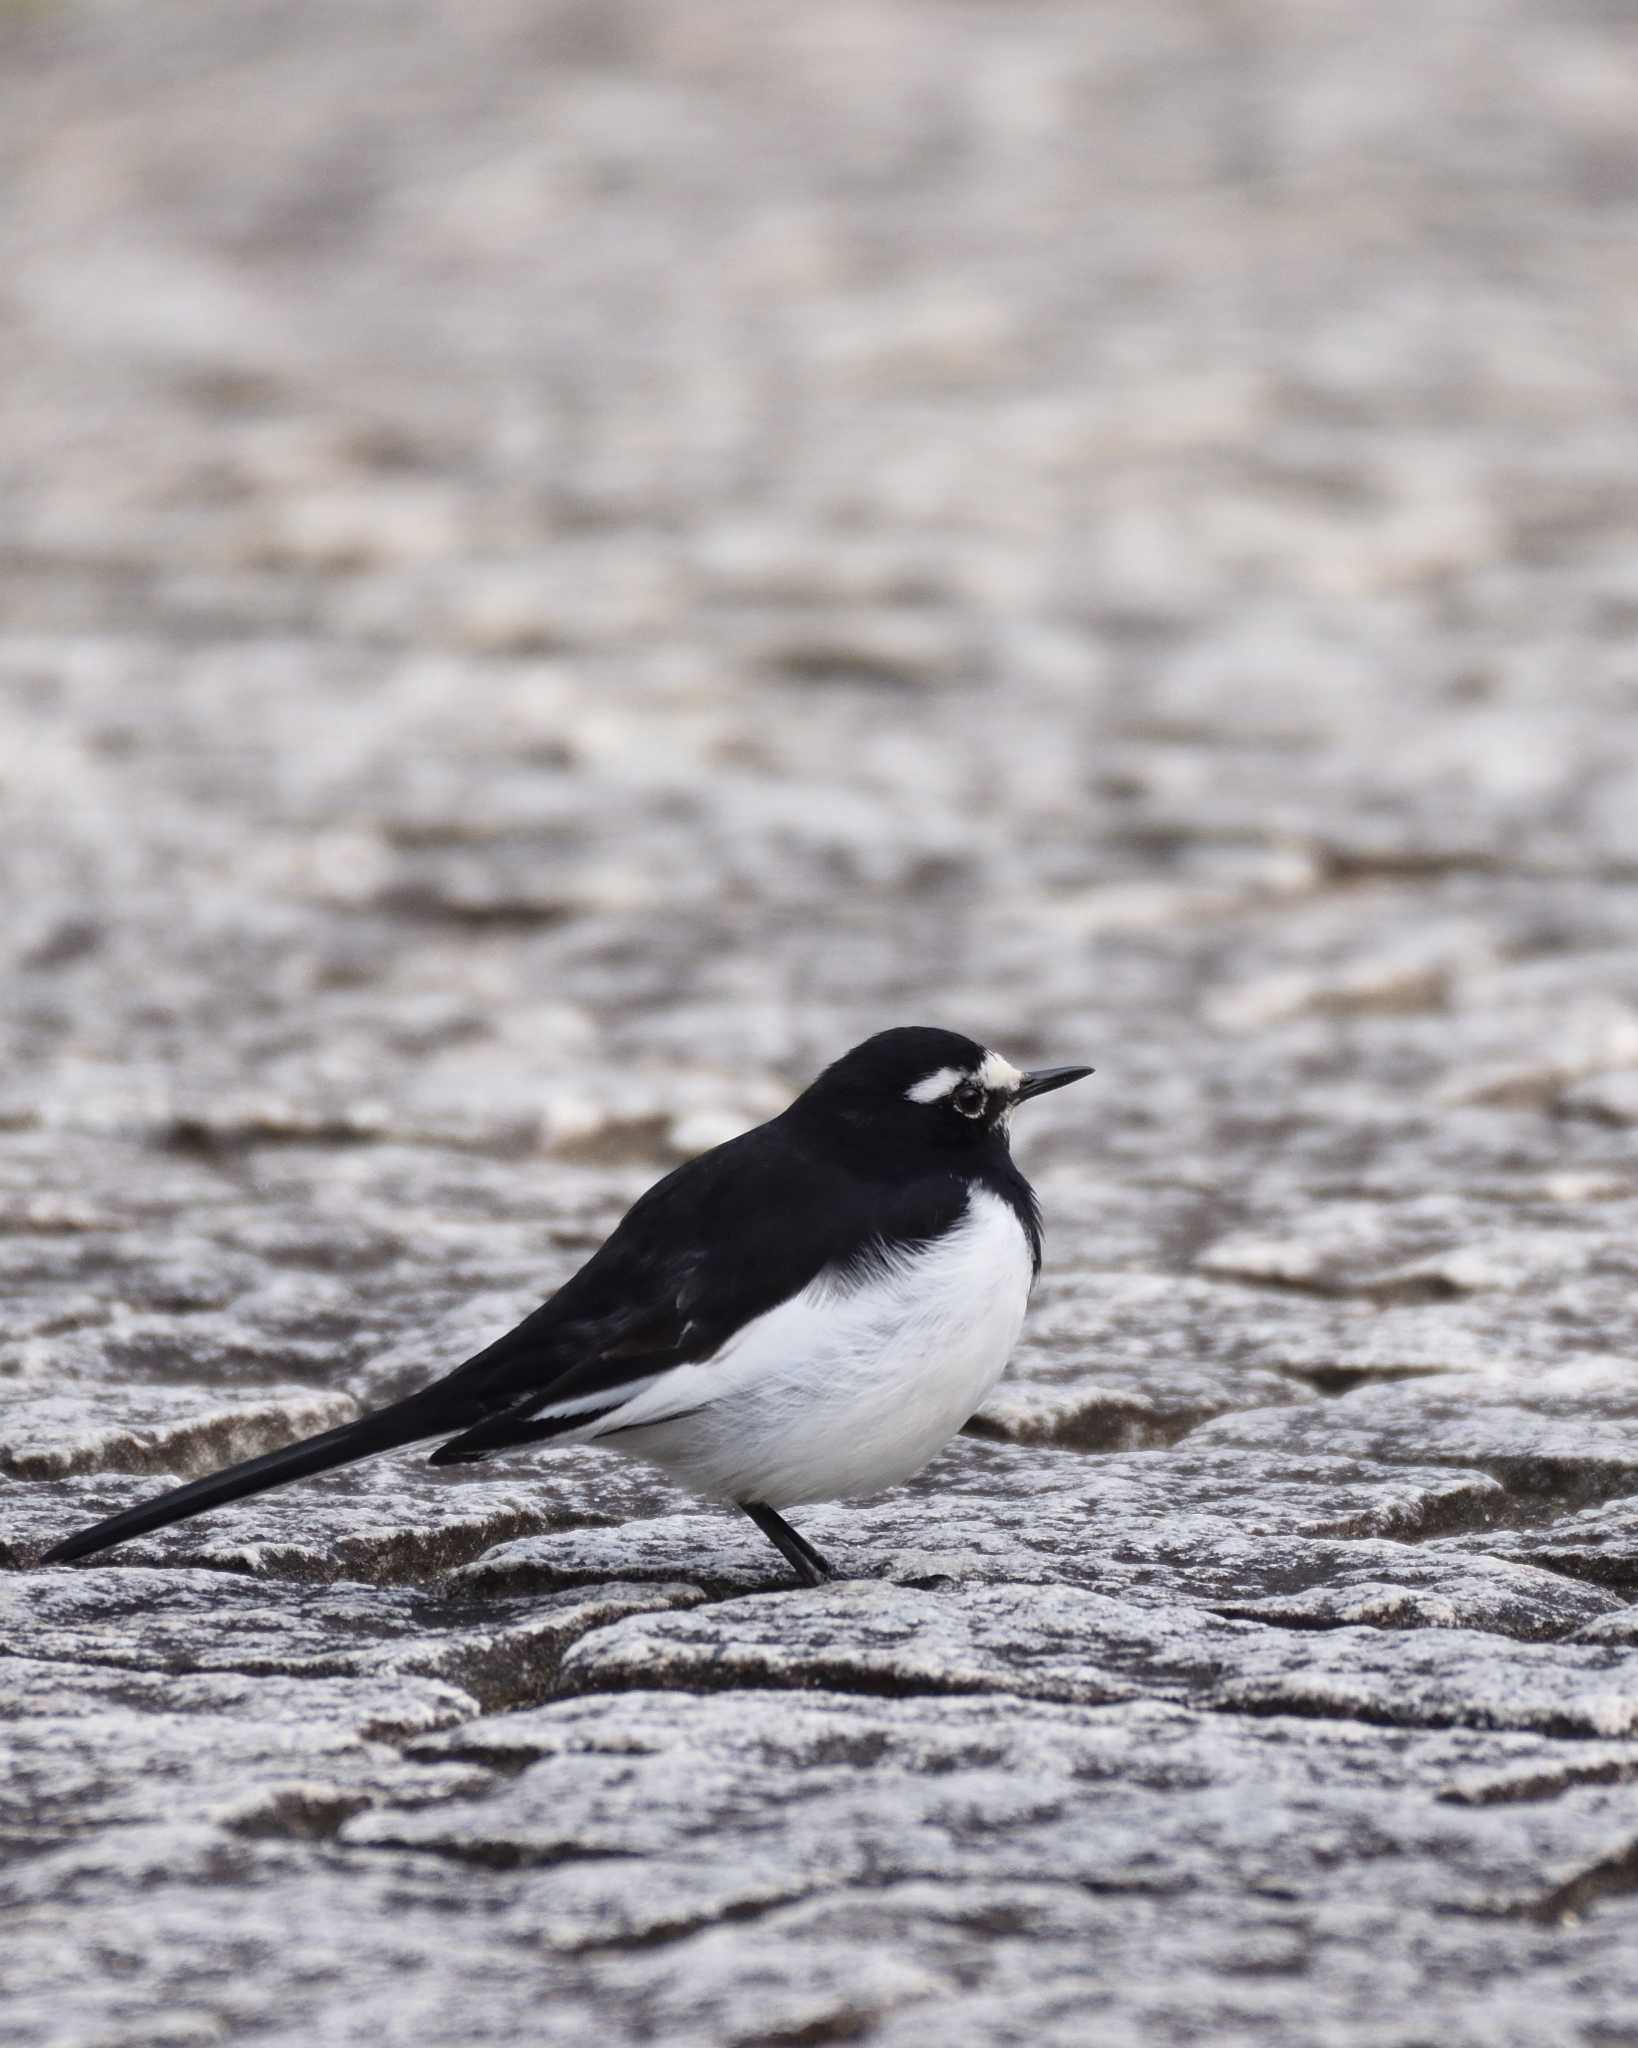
[787,1026,1093,1159]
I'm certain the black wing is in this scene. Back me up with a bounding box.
[427,1125,973,1459]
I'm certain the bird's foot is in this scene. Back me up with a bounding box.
[741,1502,836,1587]
[787,1548,835,1589]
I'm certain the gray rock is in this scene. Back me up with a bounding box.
[1434,1498,1638,1596]
[1194,1365,1638,1506]
[0,1386,358,1482]
[0,1567,703,1709]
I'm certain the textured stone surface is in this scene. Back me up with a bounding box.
[6,0,1638,2041]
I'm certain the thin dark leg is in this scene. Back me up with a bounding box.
[741,1502,835,1586]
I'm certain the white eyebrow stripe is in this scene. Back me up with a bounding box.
[906,1065,963,1104]
[977,1050,1023,1092]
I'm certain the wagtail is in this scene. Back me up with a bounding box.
[43,1028,1092,1584]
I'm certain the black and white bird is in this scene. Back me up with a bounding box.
[43,1028,1091,1585]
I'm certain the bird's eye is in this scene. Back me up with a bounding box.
[952,1081,986,1118]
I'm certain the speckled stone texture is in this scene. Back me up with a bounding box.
[5,1,1638,2042]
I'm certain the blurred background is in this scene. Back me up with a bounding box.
[3,0,1638,1379]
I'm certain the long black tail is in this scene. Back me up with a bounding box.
[40,1391,464,1566]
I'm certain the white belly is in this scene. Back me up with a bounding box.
[590,1187,1034,1507]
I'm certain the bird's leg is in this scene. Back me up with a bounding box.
[741,1502,835,1586]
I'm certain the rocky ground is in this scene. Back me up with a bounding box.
[5,0,1638,2041]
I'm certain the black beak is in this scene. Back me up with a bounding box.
[1017,1064,1095,1102]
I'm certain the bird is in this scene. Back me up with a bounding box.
[42,1027,1092,1585]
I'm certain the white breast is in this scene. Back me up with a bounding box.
[590,1187,1035,1508]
